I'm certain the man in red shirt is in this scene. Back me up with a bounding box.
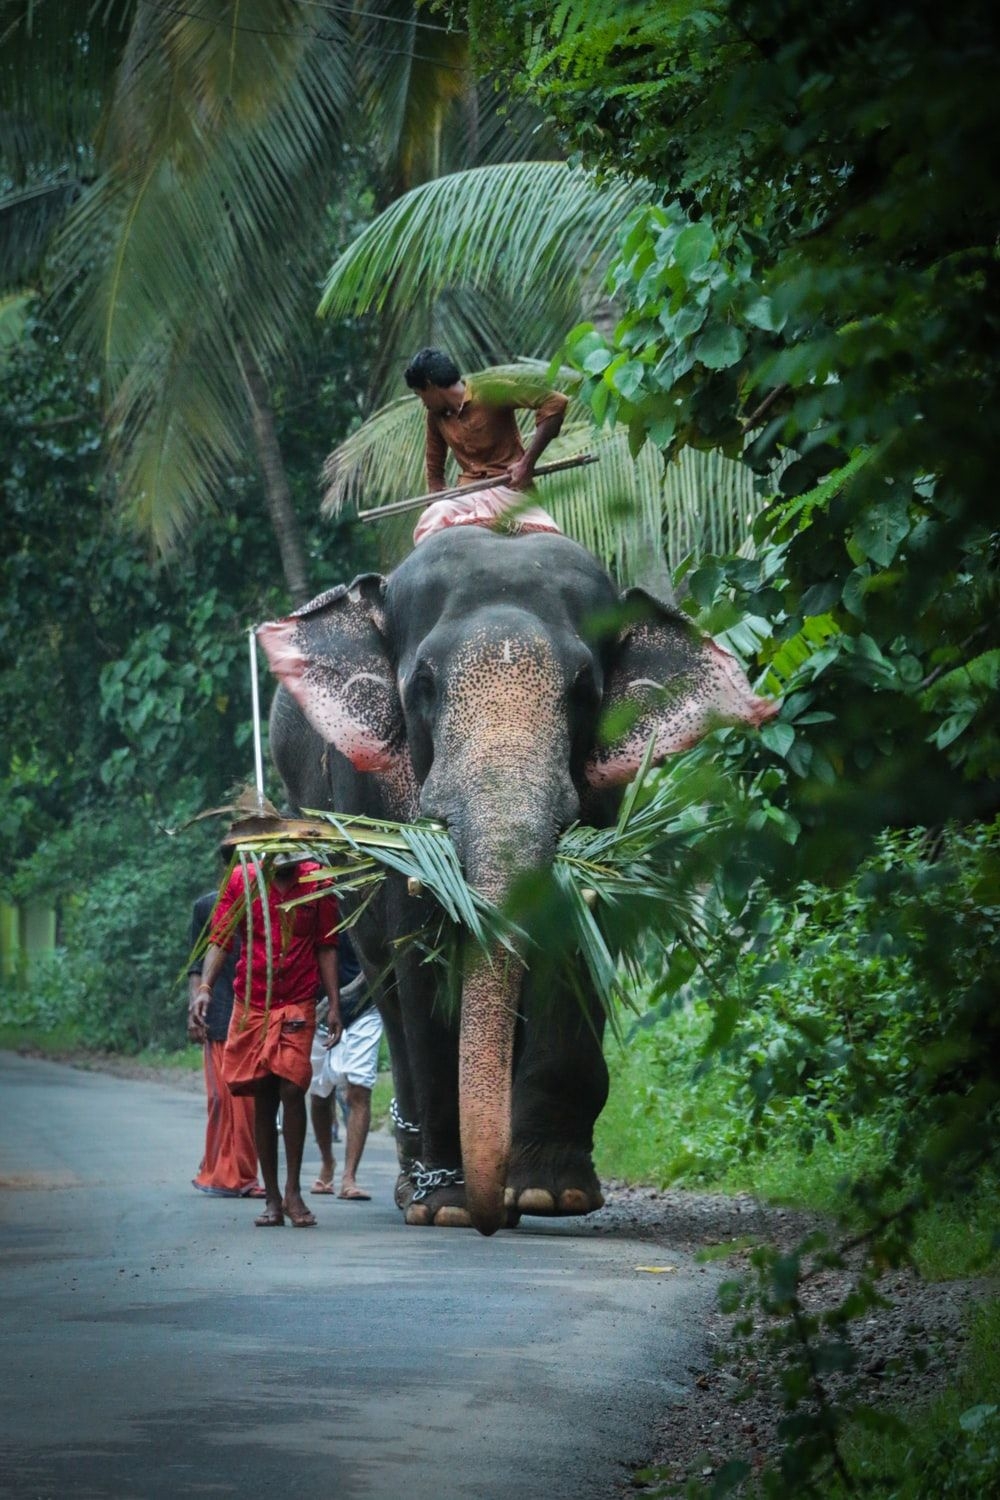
[193,851,342,1228]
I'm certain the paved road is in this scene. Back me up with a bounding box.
[0,1051,709,1499]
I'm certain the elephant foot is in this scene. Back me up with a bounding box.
[399,1163,471,1227]
[404,1200,473,1228]
[507,1145,605,1217]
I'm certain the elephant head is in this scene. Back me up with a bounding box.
[259,529,776,1234]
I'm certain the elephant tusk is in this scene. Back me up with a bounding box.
[407,877,425,898]
[582,888,598,908]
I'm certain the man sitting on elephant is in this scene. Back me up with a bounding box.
[403,346,569,545]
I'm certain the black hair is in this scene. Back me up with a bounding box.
[404,347,461,391]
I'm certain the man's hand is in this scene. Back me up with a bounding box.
[323,1009,344,1050]
[187,981,209,1043]
[507,455,534,491]
[188,996,209,1044]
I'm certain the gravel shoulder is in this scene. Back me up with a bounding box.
[593,1182,997,1492]
[29,1048,997,1492]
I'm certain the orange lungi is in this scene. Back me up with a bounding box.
[192,1039,259,1195]
[223,1001,316,1096]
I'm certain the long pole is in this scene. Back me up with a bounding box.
[357,451,599,524]
[248,628,266,815]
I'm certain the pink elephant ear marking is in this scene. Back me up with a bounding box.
[257,577,408,776]
[585,604,779,788]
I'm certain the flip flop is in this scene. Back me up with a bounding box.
[310,1179,336,1195]
[243,1185,267,1199]
[254,1208,285,1227]
[337,1187,371,1201]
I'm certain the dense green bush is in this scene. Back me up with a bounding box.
[3,808,219,1053]
[600,820,1000,1210]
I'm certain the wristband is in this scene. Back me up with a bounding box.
[197,982,212,995]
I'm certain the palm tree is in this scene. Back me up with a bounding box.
[317,164,759,585]
[3,2,759,600]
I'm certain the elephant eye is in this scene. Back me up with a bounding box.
[407,662,437,707]
[569,663,599,708]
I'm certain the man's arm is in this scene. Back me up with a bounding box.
[317,946,343,1049]
[191,942,227,1028]
[425,415,449,492]
[508,391,569,490]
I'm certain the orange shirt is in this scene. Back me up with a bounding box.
[425,378,569,488]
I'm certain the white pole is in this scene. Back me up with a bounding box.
[248,628,266,814]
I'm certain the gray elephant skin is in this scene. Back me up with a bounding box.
[259,526,775,1236]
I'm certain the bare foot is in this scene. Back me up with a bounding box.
[282,1191,318,1227]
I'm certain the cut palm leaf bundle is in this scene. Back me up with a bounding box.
[193,757,732,1030]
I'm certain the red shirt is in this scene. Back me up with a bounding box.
[210,862,339,1012]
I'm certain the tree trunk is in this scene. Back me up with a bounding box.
[239,344,312,607]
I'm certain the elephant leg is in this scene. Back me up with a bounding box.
[386,895,470,1229]
[372,979,423,1208]
[508,973,608,1217]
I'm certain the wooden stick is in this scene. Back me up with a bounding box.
[356,452,599,523]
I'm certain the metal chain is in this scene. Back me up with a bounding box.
[409,1163,465,1201]
[389,1097,421,1135]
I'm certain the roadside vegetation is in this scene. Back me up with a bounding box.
[3,3,997,1498]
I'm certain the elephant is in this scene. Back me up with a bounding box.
[259,526,775,1236]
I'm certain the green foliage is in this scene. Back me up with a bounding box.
[837,1302,1000,1500]
[2,807,218,1053]
[596,815,999,1497]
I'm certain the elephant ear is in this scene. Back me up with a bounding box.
[585,589,778,788]
[258,575,409,775]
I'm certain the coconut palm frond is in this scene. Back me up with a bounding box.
[0,0,134,173]
[216,756,729,1026]
[353,1,472,187]
[0,180,79,289]
[49,1,356,549]
[0,289,34,351]
[317,161,649,324]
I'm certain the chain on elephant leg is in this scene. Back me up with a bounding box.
[390,1096,423,1212]
[404,1163,471,1228]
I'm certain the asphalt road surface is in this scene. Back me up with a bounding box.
[0,1052,710,1499]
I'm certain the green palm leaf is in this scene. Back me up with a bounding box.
[318,161,649,326]
[49,0,358,551]
[217,760,722,1024]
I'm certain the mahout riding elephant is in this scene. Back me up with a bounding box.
[259,526,775,1236]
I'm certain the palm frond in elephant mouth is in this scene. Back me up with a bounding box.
[190,750,736,1031]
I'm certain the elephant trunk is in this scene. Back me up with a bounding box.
[458,940,522,1236]
[418,626,577,1234]
[455,809,565,1237]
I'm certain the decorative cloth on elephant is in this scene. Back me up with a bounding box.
[223,1001,317,1095]
[413,484,561,545]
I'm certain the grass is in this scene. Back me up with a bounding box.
[830,1299,1000,1498]
[594,1006,1000,1282]
[0,1021,88,1055]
